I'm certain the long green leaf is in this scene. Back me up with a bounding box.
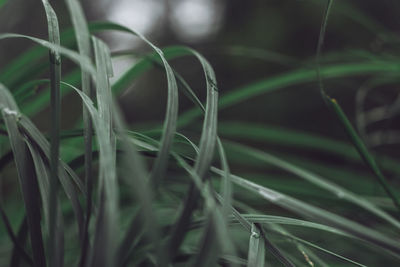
[88,36,119,267]
[63,3,94,264]
[39,1,63,265]
[26,140,64,267]
[314,0,400,213]
[213,168,400,257]
[0,84,46,267]
[129,131,294,267]
[18,116,85,234]
[164,47,219,265]
[225,141,400,230]
[177,62,400,128]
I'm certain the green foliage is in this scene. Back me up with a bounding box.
[0,0,400,266]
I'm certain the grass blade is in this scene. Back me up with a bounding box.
[314,0,400,213]
[39,1,63,265]
[213,168,400,257]
[276,230,367,267]
[130,131,294,266]
[326,98,400,211]
[225,141,400,230]
[0,84,46,267]
[164,48,219,264]
[59,81,119,267]
[247,223,265,267]
[217,121,400,177]
[26,140,64,267]
[63,2,94,263]
[177,62,400,128]
[19,116,85,234]
[88,36,119,267]
[0,33,95,75]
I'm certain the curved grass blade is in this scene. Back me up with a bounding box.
[276,230,367,267]
[112,48,205,111]
[2,79,85,240]
[218,121,400,177]
[314,0,400,213]
[62,80,160,267]
[59,81,119,267]
[100,42,220,264]
[129,132,294,267]
[86,22,180,187]
[225,141,400,230]
[18,116,85,235]
[326,98,400,212]
[63,2,94,264]
[126,59,291,266]
[130,36,179,188]
[0,33,95,75]
[267,223,328,267]
[163,48,219,265]
[216,197,295,267]
[177,62,400,128]
[2,22,400,119]
[0,85,46,267]
[212,168,400,257]
[88,36,119,267]
[234,215,349,236]
[315,0,334,101]
[4,45,184,122]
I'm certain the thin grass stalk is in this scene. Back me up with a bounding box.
[315,0,334,102]
[64,1,94,265]
[275,230,367,267]
[40,1,63,266]
[89,36,119,267]
[326,99,400,211]
[315,0,400,213]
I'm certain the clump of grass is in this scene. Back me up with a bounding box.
[0,1,400,266]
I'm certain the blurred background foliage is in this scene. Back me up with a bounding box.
[1,0,400,138]
[2,0,399,179]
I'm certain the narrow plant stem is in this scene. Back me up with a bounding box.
[326,98,400,212]
[64,1,95,263]
[41,1,64,265]
[315,0,400,214]
[315,0,333,100]
[77,72,94,267]
[49,48,61,267]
